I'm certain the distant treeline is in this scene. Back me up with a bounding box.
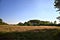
[0,18,60,26]
[17,20,60,26]
[0,19,8,25]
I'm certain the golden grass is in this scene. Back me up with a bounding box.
[0,25,60,32]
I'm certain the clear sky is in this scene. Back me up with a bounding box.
[0,0,59,24]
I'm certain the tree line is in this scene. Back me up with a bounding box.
[0,18,60,26]
[0,18,8,25]
[17,20,60,26]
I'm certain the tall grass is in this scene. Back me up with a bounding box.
[0,29,60,40]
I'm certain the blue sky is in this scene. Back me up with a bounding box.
[0,0,59,24]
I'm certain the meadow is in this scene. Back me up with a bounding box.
[0,25,60,40]
[0,25,60,32]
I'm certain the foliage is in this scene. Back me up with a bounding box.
[23,22,32,26]
[54,0,60,22]
[17,22,24,26]
[54,21,57,24]
[17,19,57,26]
[54,0,60,11]
[57,16,60,21]
[0,18,2,23]
[0,18,8,25]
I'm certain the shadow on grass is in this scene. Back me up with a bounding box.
[0,29,60,40]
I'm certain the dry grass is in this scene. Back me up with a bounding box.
[0,25,60,32]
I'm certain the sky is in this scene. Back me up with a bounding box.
[0,0,59,24]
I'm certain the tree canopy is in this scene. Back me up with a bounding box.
[54,0,60,11]
[17,19,56,26]
[54,0,60,23]
[0,18,2,23]
[0,18,8,25]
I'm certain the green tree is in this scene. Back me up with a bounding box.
[54,21,56,24]
[28,20,40,26]
[54,0,60,11]
[0,18,8,25]
[17,22,23,26]
[54,0,60,23]
[0,18,2,23]
[18,20,55,26]
[57,16,60,22]
[26,20,52,26]
[24,22,28,26]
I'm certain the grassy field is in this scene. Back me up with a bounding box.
[0,25,60,40]
[0,25,60,32]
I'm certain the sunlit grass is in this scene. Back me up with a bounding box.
[0,25,60,32]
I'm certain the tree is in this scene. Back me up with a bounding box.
[17,22,23,26]
[54,0,60,23]
[54,21,56,24]
[54,0,60,11]
[25,20,52,26]
[57,16,60,22]
[0,18,8,25]
[28,20,40,26]
[0,18,2,23]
